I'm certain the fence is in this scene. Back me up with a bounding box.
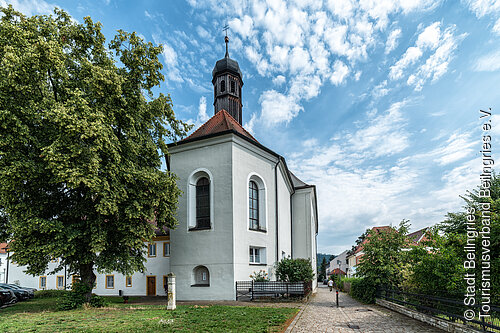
[377,287,500,333]
[235,281,312,300]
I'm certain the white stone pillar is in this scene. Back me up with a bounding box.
[167,272,176,310]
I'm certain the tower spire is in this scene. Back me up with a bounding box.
[223,24,229,58]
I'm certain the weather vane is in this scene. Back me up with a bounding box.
[223,24,229,57]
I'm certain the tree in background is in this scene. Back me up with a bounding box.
[404,227,466,296]
[275,258,314,283]
[0,6,191,301]
[318,257,327,281]
[435,173,499,302]
[356,220,410,287]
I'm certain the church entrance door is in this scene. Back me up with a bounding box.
[146,276,156,296]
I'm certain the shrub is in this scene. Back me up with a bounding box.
[275,258,314,283]
[89,294,107,308]
[250,270,269,282]
[58,281,90,310]
[350,278,377,304]
[35,289,69,299]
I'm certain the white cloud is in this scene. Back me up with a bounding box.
[161,43,183,83]
[184,0,445,127]
[350,101,410,158]
[198,96,209,122]
[474,49,500,71]
[465,0,500,18]
[390,46,423,80]
[272,75,286,86]
[0,0,56,16]
[493,18,500,34]
[372,80,389,98]
[464,0,500,34]
[259,90,303,126]
[385,28,402,54]
[390,22,466,90]
[330,60,349,85]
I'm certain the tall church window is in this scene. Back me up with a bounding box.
[231,80,235,93]
[221,80,225,92]
[196,177,210,229]
[249,181,259,229]
[248,174,267,232]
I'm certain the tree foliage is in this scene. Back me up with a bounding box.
[0,6,191,299]
[355,220,410,287]
[275,258,314,283]
[318,257,327,281]
[404,228,466,296]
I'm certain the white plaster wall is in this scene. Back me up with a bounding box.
[291,188,318,291]
[232,139,278,282]
[169,137,235,300]
[7,242,170,295]
[0,253,6,283]
[292,191,310,259]
[277,166,292,260]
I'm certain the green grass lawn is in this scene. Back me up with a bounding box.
[0,297,298,332]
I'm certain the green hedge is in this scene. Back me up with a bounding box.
[350,278,377,304]
[35,290,69,299]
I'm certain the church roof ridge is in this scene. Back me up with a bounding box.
[179,109,257,144]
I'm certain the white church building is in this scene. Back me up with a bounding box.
[6,37,318,300]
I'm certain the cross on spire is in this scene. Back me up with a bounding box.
[223,24,229,57]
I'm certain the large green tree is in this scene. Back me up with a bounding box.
[0,6,190,299]
[356,220,409,287]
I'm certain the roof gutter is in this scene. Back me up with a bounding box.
[275,159,279,264]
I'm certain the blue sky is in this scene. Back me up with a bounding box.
[3,0,500,255]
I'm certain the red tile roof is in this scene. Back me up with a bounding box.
[329,268,346,275]
[0,242,8,254]
[180,109,257,143]
[354,226,393,254]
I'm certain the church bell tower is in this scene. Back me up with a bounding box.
[212,35,244,124]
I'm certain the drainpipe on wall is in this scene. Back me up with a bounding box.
[6,250,9,284]
[275,159,279,263]
[290,193,293,259]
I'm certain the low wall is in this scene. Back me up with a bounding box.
[376,299,482,333]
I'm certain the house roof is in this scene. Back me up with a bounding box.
[289,171,308,188]
[354,226,393,254]
[0,242,8,254]
[407,227,429,245]
[179,109,257,144]
[329,268,346,275]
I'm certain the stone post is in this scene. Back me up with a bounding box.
[167,272,176,310]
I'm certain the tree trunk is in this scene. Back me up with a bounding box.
[79,263,96,303]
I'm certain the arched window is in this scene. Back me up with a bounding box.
[249,181,259,229]
[192,265,210,286]
[196,177,210,229]
[248,174,267,232]
[221,80,225,92]
[231,80,235,93]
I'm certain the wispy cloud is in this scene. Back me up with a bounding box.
[390,22,466,90]
[0,0,56,16]
[474,49,500,71]
[186,0,444,127]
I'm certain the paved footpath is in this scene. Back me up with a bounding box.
[287,285,444,333]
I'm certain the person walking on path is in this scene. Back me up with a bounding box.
[328,278,334,291]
